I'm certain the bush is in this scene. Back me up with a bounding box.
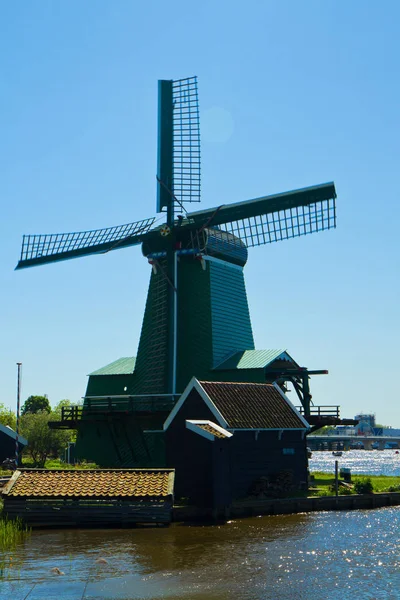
[338,486,353,495]
[354,477,373,494]
[383,485,400,493]
[328,484,353,496]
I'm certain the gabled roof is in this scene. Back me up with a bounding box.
[213,349,297,370]
[89,357,136,376]
[186,420,233,440]
[0,423,28,446]
[2,468,174,498]
[164,378,309,431]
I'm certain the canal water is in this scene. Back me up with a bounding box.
[1,451,399,600]
[309,448,400,476]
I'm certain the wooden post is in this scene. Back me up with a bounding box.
[15,362,22,467]
[335,460,339,497]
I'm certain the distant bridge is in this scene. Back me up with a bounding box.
[307,435,400,451]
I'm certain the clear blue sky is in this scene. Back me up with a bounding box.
[1,1,399,425]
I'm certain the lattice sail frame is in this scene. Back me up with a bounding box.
[184,183,337,255]
[18,217,155,267]
[157,76,200,215]
[172,77,201,207]
[205,198,336,250]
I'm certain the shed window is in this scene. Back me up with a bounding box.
[282,448,295,455]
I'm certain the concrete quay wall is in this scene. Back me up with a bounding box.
[173,492,400,522]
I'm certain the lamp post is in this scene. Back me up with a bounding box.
[15,362,22,467]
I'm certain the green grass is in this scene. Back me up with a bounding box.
[308,472,400,496]
[18,457,99,470]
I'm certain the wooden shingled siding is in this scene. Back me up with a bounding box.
[2,469,175,527]
[74,417,167,468]
[176,258,214,391]
[209,260,255,367]
[130,265,169,395]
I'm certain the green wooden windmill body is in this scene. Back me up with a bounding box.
[16,76,337,467]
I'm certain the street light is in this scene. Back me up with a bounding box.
[15,362,22,467]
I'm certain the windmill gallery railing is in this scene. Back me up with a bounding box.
[49,396,180,429]
[296,406,340,419]
[295,405,344,429]
[53,401,341,429]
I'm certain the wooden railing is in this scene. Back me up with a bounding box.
[296,405,340,418]
[60,396,178,422]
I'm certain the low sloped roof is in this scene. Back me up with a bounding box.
[199,381,307,429]
[2,469,174,498]
[213,349,296,370]
[186,420,233,440]
[89,357,136,376]
[0,423,28,446]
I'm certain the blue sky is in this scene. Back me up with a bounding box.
[1,1,399,425]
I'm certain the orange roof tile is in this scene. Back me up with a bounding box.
[2,469,174,499]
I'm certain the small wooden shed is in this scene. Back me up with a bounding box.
[0,423,28,463]
[164,378,310,511]
[2,468,175,527]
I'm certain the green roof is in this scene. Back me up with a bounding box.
[214,349,290,370]
[89,357,136,376]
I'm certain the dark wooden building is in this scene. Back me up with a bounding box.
[164,379,310,512]
[2,468,175,527]
[0,423,27,463]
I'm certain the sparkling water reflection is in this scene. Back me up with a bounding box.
[309,449,400,476]
[1,507,400,599]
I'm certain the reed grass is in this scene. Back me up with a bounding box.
[0,516,30,553]
[0,499,30,580]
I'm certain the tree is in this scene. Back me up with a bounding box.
[309,425,336,436]
[53,399,73,413]
[21,395,51,415]
[20,410,73,467]
[0,403,16,430]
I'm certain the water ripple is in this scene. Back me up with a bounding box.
[309,448,400,476]
[1,507,400,599]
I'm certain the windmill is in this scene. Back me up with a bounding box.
[16,76,337,467]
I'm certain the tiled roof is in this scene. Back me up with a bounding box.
[89,357,136,376]
[214,349,290,370]
[199,381,307,430]
[186,420,232,439]
[2,469,174,498]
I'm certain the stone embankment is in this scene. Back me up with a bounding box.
[173,492,400,521]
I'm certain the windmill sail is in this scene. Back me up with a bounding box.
[15,217,156,269]
[172,77,201,207]
[185,182,336,250]
[157,76,200,216]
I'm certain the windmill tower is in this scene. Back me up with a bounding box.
[16,77,337,467]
